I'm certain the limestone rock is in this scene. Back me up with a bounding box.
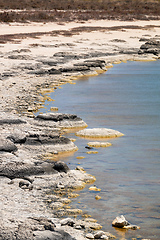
[76,128,124,138]
[94,231,107,239]
[24,133,70,145]
[33,229,74,240]
[0,118,26,125]
[53,161,70,173]
[0,138,17,152]
[139,39,160,56]
[7,131,27,144]
[35,113,87,129]
[112,215,140,230]
[112,215,129,228]
[86,233,94,239]
[87,142,112,148]
[60,218,75,227]
[36,113,81,122]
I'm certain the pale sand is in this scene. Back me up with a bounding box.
[0,19,160,114]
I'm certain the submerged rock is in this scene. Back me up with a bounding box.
[76,128,124,138]
[87,142,112,148]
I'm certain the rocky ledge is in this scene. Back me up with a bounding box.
[0,111,107,240]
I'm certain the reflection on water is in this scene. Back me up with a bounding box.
[37,60,160,240]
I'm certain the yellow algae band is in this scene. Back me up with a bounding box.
[76,128,124,138]
[50,107,58,111]
[87,142,112,148]
[86,151,98,154]
[76,156,85,159]
[95,195,101,200]
[89,186,101,191]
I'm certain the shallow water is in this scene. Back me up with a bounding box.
[38,60,160,239]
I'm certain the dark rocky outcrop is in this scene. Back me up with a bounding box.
[24,134,70,145]
[0,118,26,125]
[35,113,82,122]
[0,138,18,152]
[0,161,57,179]
[7,132,27,144]
[74,60,106,69]
[139,39,160,55]
[53,161,70,173]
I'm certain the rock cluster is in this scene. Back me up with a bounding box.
[31,60,107,76]
[138,39,160,56]
[112,215,140,230]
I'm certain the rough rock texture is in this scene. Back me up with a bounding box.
[112,215,140,230]
[76,128,124,138]
[35,113,88,129]
[87,142,112,148]
[0,168,97,240]
[139,39,160,55]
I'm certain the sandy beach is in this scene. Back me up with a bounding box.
[0,19,160,240]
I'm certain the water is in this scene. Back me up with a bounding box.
[37,60,160,239]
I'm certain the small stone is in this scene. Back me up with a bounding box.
[68,193,79,198]
[124,225,140,230]
[94,231,106,239]
[95,195,101,200]
[50,107,58,111]
[112,215,140,230]
[100,235,108,240]
[60,217,75,227]
[75,225,82,230]
[75,166,85,171]
[112,215,129,228]
[86,233,94,239]
[84,218,97,223]
[89,186,101,191]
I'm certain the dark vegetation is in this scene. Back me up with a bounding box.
[0,0,160,22]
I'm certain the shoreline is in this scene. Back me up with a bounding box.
[0,19,160,240]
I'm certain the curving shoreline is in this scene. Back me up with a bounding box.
[0,19,160,240]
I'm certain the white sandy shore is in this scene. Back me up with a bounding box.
[0,19,159,114]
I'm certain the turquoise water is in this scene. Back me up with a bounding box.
[38,60,160,239]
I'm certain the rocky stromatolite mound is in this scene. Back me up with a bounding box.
[35,113,88,129]
[138,39,160,56]
[76,128,124,138]
[0,111,81,155]
[87,142,112,148]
